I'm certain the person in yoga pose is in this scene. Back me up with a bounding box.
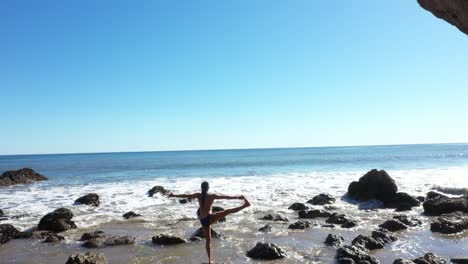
[168,181,250,264]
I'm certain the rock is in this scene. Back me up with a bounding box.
[38,208,77,232]
[327,213,357,228]
[395,204,414,212]
[426,191,448,201]
[322,224,336,228]
[352,234,385,250]
[413,253,447,264]
[288,221,312,230]
[191,227,225,239]
[417,196,425,203]
[29,230,54,239]
[393,259,415,264]
[0,209,3,216]
[379,219,407,232]
[212,206,226,222]
[339,258,357,264]
[246,242,286,260]
[123,211,141,219]
[371,228,397,243]
[336,245,379,264]
[298,209,332,219]
[82,235,135,248]
[307,193,336,205]
[80,231,106,241]
[147,186,168,197]
[417,0,468,35]
[260,213,289,222]
[0,168,48,187]
[451,259,468,264]
[385,192,421,210]
[0,224,20,244]
[259,224,272,233]
[430,211,468,234]
[393,215,422,227]
[423,194,468,216]
[75,193,100,207]
[288,202,308,211]
[65,251,108,264]
[152,234,186,245]
[347,169,398,203]
[325,234,345,247]
[43,234,65,243]
[179,198,193,204]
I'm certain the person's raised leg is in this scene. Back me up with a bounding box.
[203,226,213,264]
[210,198,250,224]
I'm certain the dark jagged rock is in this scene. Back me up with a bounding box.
[212,206,226,222]
[123,211,141,219]
[348,169,398,202]
[152,234,186,245]
[179,198,193,204]
[379,219,407,232]
[191,227,225,239]
[393,215,422,227]
[298,209,332,219]
[339,258,356,264]
[325,234,345,247]
[80,231,106,241]
[451,259,468,264]
[430,211,468,234]
[0,209,3,217]
[385,192,421,210]
[260,213,289,222]
[371,228,397,243]
[0,168,48,187]
[75,193,100,207]
[327,213,357,228]
[289,202,308,211]
[65,251,108,264]
[147,186,168,197]
[308,193,336,205]
[38,208,77,232]
[246,242,286,260]
[417,196,425,203]
[288,221,312,230]
[336,245,379,264]
[322,224,336,228]
[83,235,135,248]
[352,235,385,250]
[393,259,415,264]
[413,253,447,264]
[43,234,65,243]
[426,191,448,201]
[417,0,468,35]
[423,194,468,216]
[0,224,20,244]
[259,224,272,233]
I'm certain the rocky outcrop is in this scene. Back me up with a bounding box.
[75,193,100,207]
[298,209,332,219]
[418,0,468,35]
[66,252,108,264]
[260,213,289,222]
[258,224,272,233]
[288,202,308,211]
[147,186,168,197]
[123,211,141,219]
[212,206,226,222]
[336,245,379,264]
[190,227,225,240]
[38,208,77,232]
[379,219,407,232]
[43,234,65,243]
[0,224,21,244]
[372,228,397,243]
[80,231,106,241]
[393,215,422,227]
[413,253,447,264]
[326,213,357,228]
[152,234,186,245]
[288,221,312,230]
[307,193,336,205]
[0,209,3,217]
[325,234,345,247]
[0,168,48,187]
[430,211,468,234]
[246,242,286,260]
[352,228,397,250]
[82,235,135,248]
[423,193,468,216]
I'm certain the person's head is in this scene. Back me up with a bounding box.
[201,181,209,194]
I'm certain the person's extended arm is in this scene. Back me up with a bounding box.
[212,194,244,200]
[167,192,198,199]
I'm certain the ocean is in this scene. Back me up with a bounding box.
[1,144,467,263]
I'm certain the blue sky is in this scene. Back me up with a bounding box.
[1,0,467,155]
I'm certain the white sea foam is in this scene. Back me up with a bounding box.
[1,166,468,231]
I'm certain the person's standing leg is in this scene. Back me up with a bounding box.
[203,225,213,264]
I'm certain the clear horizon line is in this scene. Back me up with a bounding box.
[1,141,467,157]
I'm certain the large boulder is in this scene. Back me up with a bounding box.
[75,193,100,207]
[0,168,48,187]
[298,209,332,219]
[348,169,398,202]
[152,234,186,245]
[371,228,397,243]
[352,235,385,250]
[413,253,447,264]
[38,208,77,232]
[0,224,21,244]
[325,234,345,247]
[246,242,286,260]
[80,231,106,241]
[147,186,168,197]
[336,245,379,264]
[326,213,357,228]
[384,192,421,210]
[82,235,135,248]
[418,0,468,35]
[66,252,108,264]
[423,194,468,216]
[288,202,308,211]
[430,211,468,234]
[307,193,336,205]
[379,219,408,232]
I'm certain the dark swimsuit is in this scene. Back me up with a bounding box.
[197,208,211,227]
